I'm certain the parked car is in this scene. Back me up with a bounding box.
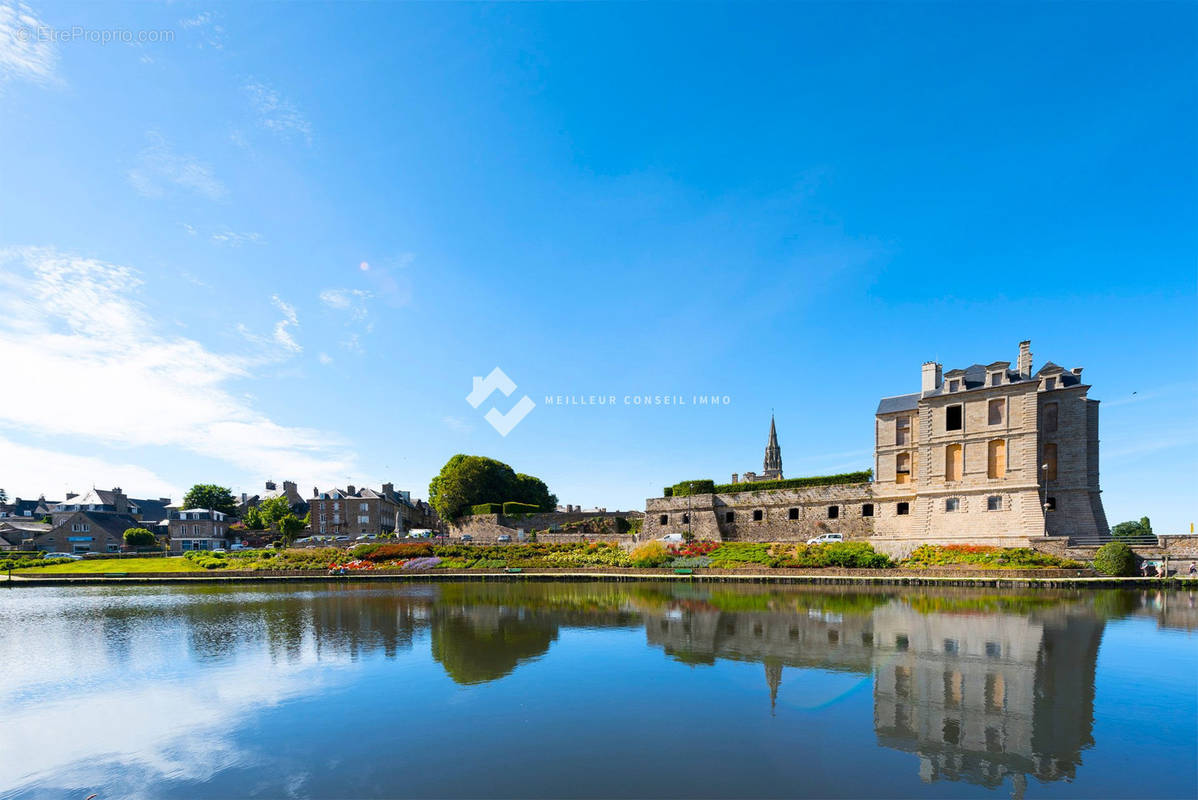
[355,534,378,541]
[459,534,473,542]
[496,535,512,543]
[44,553,83,560]
[806,533,844,545]
[335,536,351,542]
[660,533,685,544]
[211,548,227,554]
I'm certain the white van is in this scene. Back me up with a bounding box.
[660,533,685,544]
[806,533,844,545]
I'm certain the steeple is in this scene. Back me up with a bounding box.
[765,658,782,715]
[763,414,782,478]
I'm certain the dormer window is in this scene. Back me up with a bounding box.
[1044,377,1057,390]
[948,379,960,392]
[989,372,1002,387]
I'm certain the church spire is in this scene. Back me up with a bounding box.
[763,414,782,478]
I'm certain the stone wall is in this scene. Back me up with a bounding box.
[644,483,875,543]
[449,512,640,545]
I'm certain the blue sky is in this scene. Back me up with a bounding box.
[0,2,1194,530]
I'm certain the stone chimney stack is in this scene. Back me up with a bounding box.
[283,480,297,495]
[313,486,319,498]
[265,480,276,491]
[382,482,394,496]
[921,361,943,393]
[347,485,356,496]
[1018,340,1033,378]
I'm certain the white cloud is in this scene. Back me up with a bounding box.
[128,131,225,200]
[317,352,333,365]
[178,9,225,50]
[0,1,58,87]
[0,436,179,500]
[270,294,301,353]
[318,287,371,320]
[243,79,312,144]
[0,247,355,489]
[442,416,473,434]
[210,229,263,247]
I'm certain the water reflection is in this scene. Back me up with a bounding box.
[0,582,1193,798]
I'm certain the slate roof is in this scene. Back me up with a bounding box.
[36,512,142,543]
[132,497,172,524]
[876,356,1084,415]
[876,393,921,415]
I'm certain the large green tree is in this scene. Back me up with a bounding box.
[277,513,304,547]
[257,496,293,528]
[429,455,557,520]
[181,484,238,515]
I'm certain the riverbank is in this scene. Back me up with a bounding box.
[5,568,1196,589]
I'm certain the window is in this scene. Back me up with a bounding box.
[990,372,1002,387]
[948,379,960,392]
[357,515,370,524]
[895,452,911,485]
[945,498,960,512]
[360,502,368,512]
[862,503,874,517]
[107,543,119,552]
[943,718,961,745]
[946,404,963,431]
[1045,377,1057,390]
[987,496,1002,511]
[724,511,734,523]
[987,439,1006,479]
[333,501,340,510]
[1045,497,1057,512]
[788,508,799,520]
[988,398,1004,425]
[985,673,1006,712]
[753,509,763,521]
[71,523,90,532]
[827,506,839,519]
[985,641,1001,658]
[945,443,963,481]
[895,634,909,651]
[895,416,911,445]
[1043,442,1058,481]
[862,632,874,647]
[659,514,668,526]
[681,513,689,524]
[896,502,910,516]
[944,638,959,654]
[944,671,963,709]
[1043,402,1058,433]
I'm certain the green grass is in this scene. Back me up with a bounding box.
[12,557,206,574]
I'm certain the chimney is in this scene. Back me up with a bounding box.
[313,486,319,498]
[382,482,394,496]
[731,473,739,484]
[283,480,297,494]
[1071,367,1083,377]
[921,361,943,393]
[265,480,276,491]
[66,492,78,500]
[347,485,356,496]
[1018,340,1033,378]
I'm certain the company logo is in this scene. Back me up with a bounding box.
[466,367,535,436]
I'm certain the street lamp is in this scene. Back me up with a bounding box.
[1041,463,1050,537]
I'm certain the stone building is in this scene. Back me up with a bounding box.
[167,508,232,552]
[873,340,1108,547]
[310,483,437,538]
[645,339,1107,547]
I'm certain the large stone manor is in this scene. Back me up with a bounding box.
[644,340,1109,549]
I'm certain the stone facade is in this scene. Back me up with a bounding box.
[311,483,440,539]
[872,340,1108,548]
[168,508,232,553]
[645,483,875,542]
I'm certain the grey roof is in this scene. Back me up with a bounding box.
[876,392,920,415]
[37,512,142,542]
[132,497,171,524]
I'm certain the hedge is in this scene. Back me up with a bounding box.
[664,471,873,497]
[669,480,716,498]
[502,502,542,515]
[468,503,503,515]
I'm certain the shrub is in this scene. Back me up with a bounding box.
[669,480,716,498]
[502,502,541,515]
[904,544,1082,569]
[123,527,157,547]
[1093,541,1137,576]
[708,543,775,567]
[663,487,673,498]
[469,503,503,515]
[402,557,442,570]
[669,556,712,569]
[712,471,872,494]
[352,542,435,561]
[630,541,670,568]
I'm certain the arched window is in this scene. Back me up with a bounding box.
[987,439,1006,479]
[896,452,911,485]
[945,444,963,482]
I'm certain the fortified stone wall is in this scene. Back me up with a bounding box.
[644,483,875,542]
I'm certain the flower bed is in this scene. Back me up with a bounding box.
[903,544,1083,569]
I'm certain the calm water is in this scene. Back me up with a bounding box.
[1,582,1195,799]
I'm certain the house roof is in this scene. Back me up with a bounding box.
[37,512,142,542]
[131,497,171,523]
[876,393,921,415]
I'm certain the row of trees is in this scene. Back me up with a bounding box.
[428,455,557,521]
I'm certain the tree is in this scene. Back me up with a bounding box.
[0,488,7,504]
[429,454,557,520]
[243,506,266,531]
[182,484,237,516]
[277,514,303,547]
[1111,517,1154,540]
[123,527,157,547]
[257,496,292,528]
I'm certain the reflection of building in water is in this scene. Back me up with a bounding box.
[638,591,1103,790]
[871,603,1101,788]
